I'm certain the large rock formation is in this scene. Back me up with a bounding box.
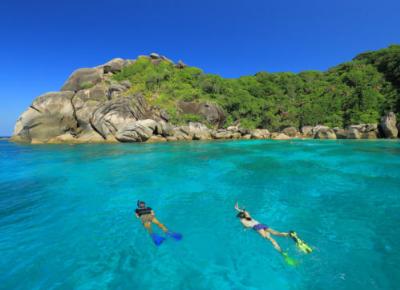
[11,54,226,144]
[11,53,399,144]
[379,112,398,138]
[12,91,78,143]
[90,95,152,140]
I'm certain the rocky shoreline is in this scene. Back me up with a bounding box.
[11,114,400,144]
[11,53,400,144]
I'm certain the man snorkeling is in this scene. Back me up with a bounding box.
[135,200,168,233]
[235,202,312,264]
[135,200,182,246]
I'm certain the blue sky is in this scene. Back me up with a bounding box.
[1,0,399,136]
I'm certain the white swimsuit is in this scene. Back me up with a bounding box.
[242,218,260,228]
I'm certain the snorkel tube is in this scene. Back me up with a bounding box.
[137,200,146,208]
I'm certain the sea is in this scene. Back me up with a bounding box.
[1,139,399,290]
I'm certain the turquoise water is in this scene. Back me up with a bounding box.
[1,139,400,290]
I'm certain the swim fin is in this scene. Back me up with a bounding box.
[289,231,312,254]
[282,252,298,267]
[166,231,183,241]
[150,233,166,246]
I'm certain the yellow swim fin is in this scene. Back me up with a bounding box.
[289,231,312,254]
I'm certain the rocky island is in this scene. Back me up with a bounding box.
[12,46,400,144]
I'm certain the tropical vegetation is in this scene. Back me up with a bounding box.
[113,45,400,130]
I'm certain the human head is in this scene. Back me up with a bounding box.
[237,211,251,220]
[237,212,246,219]
[137,200,146,208]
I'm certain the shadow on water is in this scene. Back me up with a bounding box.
[0,176,66,226]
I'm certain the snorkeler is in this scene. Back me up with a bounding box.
[135,200,182,246]
[235,202,289,253]
[235,202,312,258]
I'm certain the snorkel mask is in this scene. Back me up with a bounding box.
[237,212,246,218]
[137,200,146,208]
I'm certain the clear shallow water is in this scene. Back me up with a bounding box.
[1,139,400,290]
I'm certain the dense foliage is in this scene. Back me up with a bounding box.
[113,45,400,129]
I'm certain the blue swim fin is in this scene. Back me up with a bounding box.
[150,233,165,246]
[166,231,183,241]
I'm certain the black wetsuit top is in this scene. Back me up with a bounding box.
[135,207,152,217]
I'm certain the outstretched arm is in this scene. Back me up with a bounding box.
[234,201,244,212]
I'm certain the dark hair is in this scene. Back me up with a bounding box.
[237,212,246,219]
[137,200,146,208]
[237,211,252,221]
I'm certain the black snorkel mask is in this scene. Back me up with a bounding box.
[137,200,146,209]
[237,212,246,218]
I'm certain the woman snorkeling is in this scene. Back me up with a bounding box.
[235,202,290,253]
[235,201,312,266]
